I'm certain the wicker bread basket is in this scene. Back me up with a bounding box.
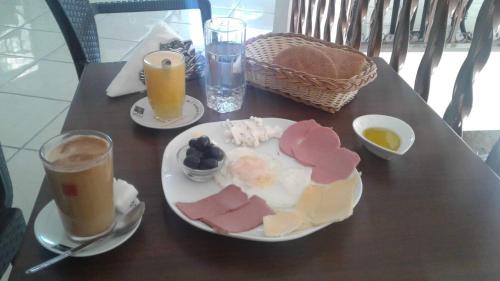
[245,33,377,113]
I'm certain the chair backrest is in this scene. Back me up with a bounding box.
[443,0,500,135]
[345,0,368,50]
[366,0,386,57]
[413,0,449,102]
[388,0,418,71]
[0,144,13,208]
[289,0,335,42]
[46,0,100,78]
[46,0,212,79]
[0,143,26,278]
[486,138,500,176]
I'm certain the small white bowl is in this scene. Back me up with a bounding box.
[352,114,415,160]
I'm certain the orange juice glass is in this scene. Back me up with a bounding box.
[143,51,185,121]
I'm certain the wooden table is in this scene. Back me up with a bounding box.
[10,59,500,280]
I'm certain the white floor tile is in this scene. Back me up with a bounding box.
[0,0,49,11]
[0,26,14,38]
[0,28,64,58]
[44,44,71,63]
[0,60,78,101]
[164,8,233,25]
[22,11,60,32]
[94,14,107,23]
[8,149,45,221]
[0,0,47,27]
[25,107,68,150]
[231,9,273,39]
[213,8,234,18]
[211,0,241,9]
[166,10,203,28]
[46,38,138,63]
[0,92,68,147]
[1,146,18,161]
[236,0,276,13]
[97,11,169,41]
[0,54,36,85]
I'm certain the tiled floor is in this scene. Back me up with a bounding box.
[0,0,498,279]
[0,1,274,280]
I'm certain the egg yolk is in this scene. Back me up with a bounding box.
[229,155,275,187]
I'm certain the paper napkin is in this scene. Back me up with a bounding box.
[106,22,181,97]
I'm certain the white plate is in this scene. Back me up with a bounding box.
[130,96,204,129]
[161,118,363,242]
[34,201,142,257]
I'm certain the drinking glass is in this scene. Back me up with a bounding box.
[143,51,186,121]
[204,17,246,113]
[40,130,115,241]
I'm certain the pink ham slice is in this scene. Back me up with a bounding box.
[311,148,361,184]
[292,126,341,166]
[279,119,321,157]
[175,185,248,220]
[201,196,275,233]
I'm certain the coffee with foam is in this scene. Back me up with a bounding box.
[41,132,115,240]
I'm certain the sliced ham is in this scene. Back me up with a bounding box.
[279,119,320,157]
[292,126,341,166]
[201,196,275,233]
[175,185,248,220]
[311,148,360,184]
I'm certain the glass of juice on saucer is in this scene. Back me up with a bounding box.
[143,50,186,121]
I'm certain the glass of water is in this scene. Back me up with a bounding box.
[204,17,246,113]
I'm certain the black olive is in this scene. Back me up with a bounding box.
[199,158,218,170]
[183,155,200,169]
[196,136,211,150]
[186,147,203,158]
[188,138,198,148]
[208,146,224,161]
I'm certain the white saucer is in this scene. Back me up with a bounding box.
[130,96,204,129]
[34,201,142,257]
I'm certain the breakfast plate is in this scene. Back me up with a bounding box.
[34,201,143,257]
[161,118,362,242]
[130,95,204,129]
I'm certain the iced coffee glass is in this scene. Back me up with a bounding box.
[39,130,115,241]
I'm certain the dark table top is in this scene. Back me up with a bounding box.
[10,58,500,281]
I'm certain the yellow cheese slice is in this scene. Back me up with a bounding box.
[263,210,303,237]
[295,185,322,220]
[310,175,356,225]
[295,175,357,226]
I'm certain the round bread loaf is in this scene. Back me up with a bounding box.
[319,47,365,79]
[272,45,338,78]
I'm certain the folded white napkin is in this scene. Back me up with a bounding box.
[106,22,181,97]
[113,178,139,213]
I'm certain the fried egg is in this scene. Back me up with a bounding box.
[214,147,312,209]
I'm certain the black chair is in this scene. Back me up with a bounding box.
[486,138,500,176]
[46,0,212,78]
[0,145,26,277]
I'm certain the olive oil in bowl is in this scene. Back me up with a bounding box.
[362,127,401,151]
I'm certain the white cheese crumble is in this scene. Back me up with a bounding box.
[223,117,282,147]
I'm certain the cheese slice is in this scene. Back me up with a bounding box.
[263,210,303,237]
[296,175,357,226]
[310,175,356,225]
[295,185,322,220]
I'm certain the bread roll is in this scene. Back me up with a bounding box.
[319,47,365,79]
[272,46,338,78]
